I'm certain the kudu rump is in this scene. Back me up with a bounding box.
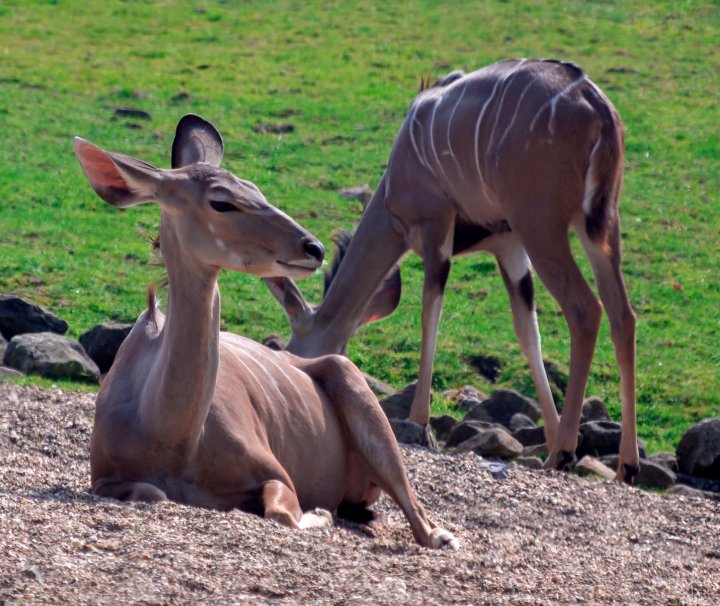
[268,58,639,482]
[74,115,458,549]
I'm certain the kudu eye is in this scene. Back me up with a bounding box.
[210,200,239,213]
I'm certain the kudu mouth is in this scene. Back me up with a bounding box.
[273,236,325,277]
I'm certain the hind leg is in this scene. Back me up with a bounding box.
[579,221,638,482]
[262,479,333,529]
[303,355,460,550]
[94,479,169,502]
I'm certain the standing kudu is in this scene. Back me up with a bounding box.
[73,114,459,549]
[267,59,639,482]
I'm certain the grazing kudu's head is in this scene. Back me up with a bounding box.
[74,114,324,279]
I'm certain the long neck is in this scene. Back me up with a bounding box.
[291,177,408,356]
[143,214,221,450]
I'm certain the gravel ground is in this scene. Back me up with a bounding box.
[1,380,719,605]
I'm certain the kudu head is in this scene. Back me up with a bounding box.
[73,114,324,279]
[265,229,402,355]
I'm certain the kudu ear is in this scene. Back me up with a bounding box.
[73,138,162,208]
[358,264,402,326]
[264,277,313,325]
[171,114,224,168]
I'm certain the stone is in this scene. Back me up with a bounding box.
[523,443,548,458]
[0,333,6,360]
[0,366,23,379]
[675,473,720,493]
[442,385,488,413]
[515,456,544,470]
[262,334,287,351]
[0,295,68,339]
[576,420,647,459]
[667,484,720,502]
[512,425,548,447]
[339,184,373,207]
[388,419,436,449]
[581,396,612,423]
[445,420,498,448]
[362,373,396,398]
[601,455,677,490]
[649,451,679,474]
[463,389,541,428]
[378,382,416,420]
[676,418,720,479]
[455,426,523,459]
[4,332,100,383]
[509,412,537,432]
[429,414,457,443]
[79,322,133,374]
[573,455,616,481]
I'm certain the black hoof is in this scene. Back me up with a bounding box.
[623,463,640,485]
[555,450,575,472]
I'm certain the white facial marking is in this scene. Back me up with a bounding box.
[228,252,244,266]
[208,222,216,234]
[215,238,227,251]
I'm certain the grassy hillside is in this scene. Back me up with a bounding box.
[1,0,718,452]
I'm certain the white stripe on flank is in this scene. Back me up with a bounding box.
[495,79,536,156]
[529,74,587,135]
[474,78,503,191]
[582,135,603,214]
[486,60,527,156]
[408,102,432,173]
[445,80,470,173]
[428,92,451,184]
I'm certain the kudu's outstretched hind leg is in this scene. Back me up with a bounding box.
[303,355,460,550]
[579,221,638,482]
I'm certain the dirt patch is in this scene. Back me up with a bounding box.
[1,381,718,605]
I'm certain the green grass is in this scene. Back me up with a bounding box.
[1,0,718,453]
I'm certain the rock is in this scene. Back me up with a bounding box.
[649,451,679,474]
[464,389,541,428]
[446,420,498,448]
[388,419,437,449]
[515,456,544,470]
[467,354,502,382]
[79,322,133,374]
[512,425,547,447]
[378,382,416,420]
[262,334,287,351]
[675,473,720,493]
[601,455,677,489]
[573,455,616,480]
[0,333,6,360]
[455,426,523,459]
[253,122,294,134]
[339,184,373,207]
[509,412,537,432]
[576,420,647,459]
[676,418,720,479]
[0,295,68,339]
[523,443,548,458]
[667,484,720,502]
[362,373,396,398]
[113,106,152,120]
[581,396,612,423]
[442,385,488,413]
[0,366,23,379]
[4,332,100,383]
[429,414,457,443]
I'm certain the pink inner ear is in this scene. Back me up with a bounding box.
[76,141,127,190]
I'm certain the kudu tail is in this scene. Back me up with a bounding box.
[581,84,625,244]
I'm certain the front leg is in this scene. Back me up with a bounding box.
[262,479,333,529]
[303,355,460,550]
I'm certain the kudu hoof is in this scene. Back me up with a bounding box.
[618,463,640,485]
[429,528,460,551]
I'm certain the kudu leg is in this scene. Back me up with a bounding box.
[262,479,333,530]
[304,356,459,549]
[408,220,455,426]
[580,223,638,482]
[520,233,602,472]
[496,249,560,449]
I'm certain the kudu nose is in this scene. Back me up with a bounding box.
[303,238,325,263]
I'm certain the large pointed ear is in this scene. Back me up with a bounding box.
[73,137,162,208]
[171,114,224,168]
[358,265,402,326]
[264,277,314,326]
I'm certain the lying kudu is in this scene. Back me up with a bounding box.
[73,114,459,549]
[265,58,639,482]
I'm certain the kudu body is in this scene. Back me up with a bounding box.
[74,115,458,549]
[269,59,639,481]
